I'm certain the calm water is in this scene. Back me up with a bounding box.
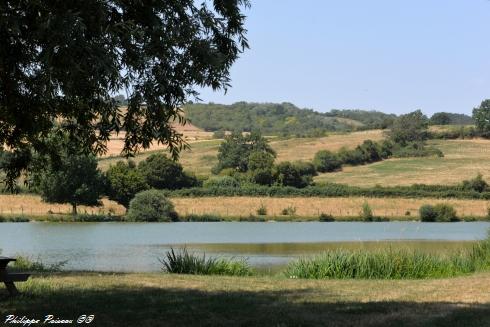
[0,222,489,272]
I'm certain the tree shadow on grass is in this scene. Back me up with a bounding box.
[0,284,489,327]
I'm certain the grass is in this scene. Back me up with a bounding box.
[160,248,253,276]
[1,272,490,326]
[285,236,490,280]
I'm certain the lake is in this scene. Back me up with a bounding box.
[0,222,489,272]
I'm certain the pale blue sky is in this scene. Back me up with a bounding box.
[198,0,490,115]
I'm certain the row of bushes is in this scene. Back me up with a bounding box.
[161,177,490,200]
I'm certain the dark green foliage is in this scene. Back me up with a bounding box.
[106,161,148,209]
[160,248,252,276]
[473,99,490,138]
[138,154,200,190]
[273,162,312,188]
[328,109,397,129]
[432,204,458,222]
[430,112,473,125]
[127,190,178,222]
[33,154,105,215]
[185,102,355,136]
[248,151,275,171]
[162,183,490,200]
[203,176,240,188]
[388,110,429,146]
[319,213,335,222]
[419,205,437,222]
[248,168,274,186]
[292,161,317,177]
[0,1,249,188]
[430,112,451,125]
[420,204,458,222]
[462,174,488,193]
[213,131,276,173]
[313,150,342,172]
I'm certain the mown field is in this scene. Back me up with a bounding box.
[316,139,490,186]
[1,194,489,219]
[1,272,490,326]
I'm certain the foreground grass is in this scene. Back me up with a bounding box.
[1,272,490,326]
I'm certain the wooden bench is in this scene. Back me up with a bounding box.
[0,257,31,296]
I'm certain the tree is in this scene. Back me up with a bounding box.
[313,150,341,172]
[138,154,199,190]
[213,131,276,173]
[0,1,250,189]
[33,154,105,215]
[106,160,148,210]
[430,112,451,125]
[473,100,490,137]
[388,110,429,145]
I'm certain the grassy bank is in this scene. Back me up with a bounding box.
[1,272,490,326]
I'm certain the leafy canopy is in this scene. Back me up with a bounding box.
[473,99,490,137]
[106,160,148,209]
[213,131,276,173]
[0,0,249,188]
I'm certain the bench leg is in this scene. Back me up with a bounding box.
[4,282,19,296]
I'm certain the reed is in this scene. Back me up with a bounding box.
[159,248,253,276]
[286,234,490,280]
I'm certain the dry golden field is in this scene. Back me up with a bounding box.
[172,196,489,218]
[0,194,125,216]
[2,194,489,218]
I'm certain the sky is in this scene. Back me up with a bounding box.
[198,0,490,116]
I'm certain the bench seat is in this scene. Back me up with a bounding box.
[1,273,30,282]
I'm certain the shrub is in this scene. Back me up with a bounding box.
[319,213,335,222]
[313,150,341,173]
[273,161,312,188]
[127,190,178,222]
[248,168,274,186]
[462,173,488,193]
[360,202,373,221]
[419,204,437,222]
[433,203,458,222]
[160,248,252,276]
[10,256,66,272]
[256,203,268,216]
[281,205,297,216]
[203,176,240,188]
[106,160,149,209]
[419,204,458,222]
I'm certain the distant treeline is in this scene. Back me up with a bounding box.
[182,101,474,136]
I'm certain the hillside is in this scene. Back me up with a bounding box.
[184,102,363,136]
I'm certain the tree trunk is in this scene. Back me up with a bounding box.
[72,204,77,215]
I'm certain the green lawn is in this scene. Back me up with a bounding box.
[2,272,490,326]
